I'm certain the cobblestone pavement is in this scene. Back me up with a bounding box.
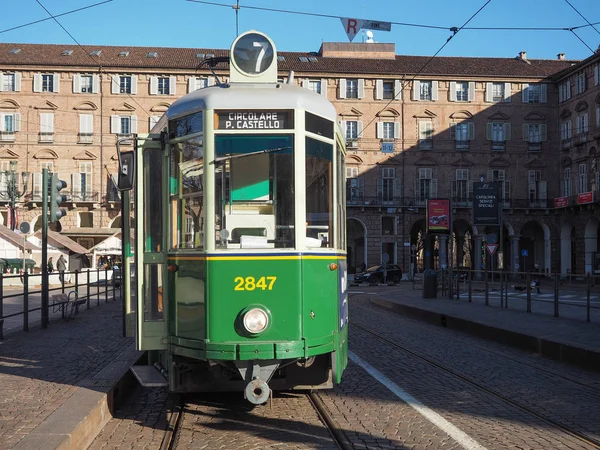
[0,299,132,450]
[90,295,600,449]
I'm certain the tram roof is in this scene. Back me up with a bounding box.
[166,82,337,122]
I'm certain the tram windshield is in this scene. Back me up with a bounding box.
[214,134,294,249]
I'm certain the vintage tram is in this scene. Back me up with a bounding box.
[117,31,348,404]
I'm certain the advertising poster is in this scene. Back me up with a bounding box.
[426,199,450,234]
[473,182,499,226]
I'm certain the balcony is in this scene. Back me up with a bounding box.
[418,139,432,149]
[491,141,505,151]
[576,132,588,145]
[561,138,572,150]
[455,140,469,150]
[528,142,541,152]
[78,133,93,144]
[70,191,99,203]
[0,131,15,142]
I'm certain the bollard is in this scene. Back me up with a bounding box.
[505,272,509,309]
[526,272,531,313]
[468,276,472,302]
[553,274,559,318]
[74,269,79,301]
[587,273,591,323]
[484,271,489,306]
[97,267,100,306]
[87,270,91,310]
[455,276,460,300]
[23,272,29,332]
[61,271,65,294]
[105,268,109,303]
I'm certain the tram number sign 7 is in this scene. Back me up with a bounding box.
[234,276,277,291]
[253,41,269,73]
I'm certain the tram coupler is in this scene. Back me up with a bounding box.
[245,377,270,405]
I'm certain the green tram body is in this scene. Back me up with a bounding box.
[121,32,348,403]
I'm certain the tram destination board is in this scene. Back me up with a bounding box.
[216,110,293,130]
[473,181,499,226]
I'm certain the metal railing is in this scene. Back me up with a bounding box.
[0,267,120,339]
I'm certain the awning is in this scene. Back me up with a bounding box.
[0,224,39,251]
[89,232,122,255]
[61,227,118,238]
[32,230,89,254]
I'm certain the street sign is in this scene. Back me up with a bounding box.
[382,142,394,153]
[486,244,498,256]
[473,182,499,226]
[485,233,497,244]
[521,249,528,257]
[340,17,392,41]
[382,253,390,264]
[19,221,31,234]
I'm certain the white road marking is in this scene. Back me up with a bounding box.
[349,351,488,450]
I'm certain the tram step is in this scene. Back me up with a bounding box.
[130,365,168,387]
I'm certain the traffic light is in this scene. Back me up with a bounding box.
[49,173,68,223]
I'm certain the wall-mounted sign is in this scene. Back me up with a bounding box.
[216,110,292,130]
[381,142,394,153]
[577,192,593,205]
[554,196,568,208]
[473,182,499,226]
[426,199,450,234]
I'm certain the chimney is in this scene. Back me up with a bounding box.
[519,51,527,60]
[557,53,565,60]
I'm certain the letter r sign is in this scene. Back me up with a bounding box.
[340,17,364,42]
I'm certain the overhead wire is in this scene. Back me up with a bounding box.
[564,0,600,35]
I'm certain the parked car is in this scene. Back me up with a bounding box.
[354,264,403,284]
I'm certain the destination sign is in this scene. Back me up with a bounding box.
[217,111,292,130]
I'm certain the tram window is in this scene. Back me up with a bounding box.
[143,263,164,321]
[214,134,294,249]
[305,111,334,139]
[337,145,346,250]
[170,136,204,249]
[143,148,163,252]
[168,112,203,140]
[306,137,333,248]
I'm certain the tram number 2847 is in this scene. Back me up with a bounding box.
[234,276,277,291]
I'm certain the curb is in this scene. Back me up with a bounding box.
[12,347,142,450]
[368,295,600,372]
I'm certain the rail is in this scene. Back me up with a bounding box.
[0,267,120,339]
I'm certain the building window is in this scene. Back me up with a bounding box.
[576,113,589,137]
[416,168,436,204]
[418,121,433,149]
[382,81,394,99]
[455,82,468,101]
[488,169,510,203]
[381,216,394,235]
[560,121,572,148]
[453,169,470,203]
[576,72,586,94]
[527,170,547,206]
[158,76,170,95]
[346,79,359,98]
[121,117,130,135]
[0,113,19,141]
[346,121,358,140]
[42,74,54,92]
[2,73,15,91]
[523,83,547,103]
[39,113,54,142]
[578,164,587,194]
[383,122,395,139]
[78,114,93,143]
[420,81,432,101]
[563,167,572,197]
[111,115,138,137]
[72,162,93,201]
[452,122,473,149]
[80,75,93,93]
[524,123,546,151]
[379,167,397,204]
[487,122,510,151]
[120,75,132,94]
[377,121,398,140]
[559,81,571,102]
[346,166,363,203]
[308,79,321,94]
[492,83,504,102]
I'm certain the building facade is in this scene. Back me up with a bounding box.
[0,41,598,274]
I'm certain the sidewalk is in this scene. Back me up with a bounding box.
[0,296,141,450]
[353,283,600,371]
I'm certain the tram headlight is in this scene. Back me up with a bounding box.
[242,308,269,334]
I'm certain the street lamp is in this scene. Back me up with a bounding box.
[1,161,30,231]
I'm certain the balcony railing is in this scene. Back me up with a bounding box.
[576,132,588,145]
[0,131,15,142]
[418,139,433,149]
[562,138,572,150]
[78,133,93,144]
[342,196,564,209]
[70,191,99,202]
[455,140,469,150]
[528,142,541,151]
[39,132,54,143]
[491,141,505,151]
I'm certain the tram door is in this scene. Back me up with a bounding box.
[135,136,167,350]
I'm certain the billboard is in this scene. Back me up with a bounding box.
[577,192,593,205]
[554,196,568,208]
[473,182,499,226]
[426,199,450,233]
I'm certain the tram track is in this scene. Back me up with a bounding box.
[307,391,351,450]
[353,321,600,449]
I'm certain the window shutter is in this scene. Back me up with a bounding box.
[338,79,346,99]
[412,81,420,101]
[431,179,438,197]
[52,73,60,92]
[301,79,309,89]
[468,82,475,101]
[376,122,383,139]
[73,74,81,93]
[110,115,120,134]
[394,122,400,139]
[169,75,177,95]
[111,75,119,94]
[377,178,383,200]
[468,122,475,140]
[321,79,327,98]
[486,123,493,140]
[504,82,511,102]
[0,72,3,92]
[414,179,420,200]
[449,81,457,101]
[394,80,401,100]
[394,178,402,198]
[583,113,589,132]
[14,73,21,92]
[540,124,547,141]
[596,107,600,127]
[431,81,438,101]
[522,124,530,141]
[504,123,511,140]
[207,77,215,86]
[539,181,547,201]
[358,79,364,99]
[12,113,20,132]
[558,85,563,103]
[33,74,42,92]
[540,84,547,103]
[0,113,5,131]
[450,123,456,140]
[40,113,54,133]
[92,74,99,93]
[566,81,571,98]
[375,79,383,100]
[357,121,363,138]
[71,174,82,200]
[522,83,529,103]
[131,115,138,134]
[84,172,93,198]
[150,76,158,95]
[188,77,196,93]
[339,121,346,137]
[485,83,493,102]
[131,75,138,94]
[79,114,93,133]
[33,173,42,200]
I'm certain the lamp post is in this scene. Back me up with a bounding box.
[2,161,30,231]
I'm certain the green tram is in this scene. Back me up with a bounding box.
[117,31,348,404]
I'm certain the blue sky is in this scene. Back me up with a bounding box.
[1,0,599,60]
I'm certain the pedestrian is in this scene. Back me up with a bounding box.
[47,257,54,273]
[57,254,67,284]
